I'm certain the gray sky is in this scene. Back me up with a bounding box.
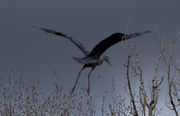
[0,0,180,115]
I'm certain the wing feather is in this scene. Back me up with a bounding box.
[88,31,152,58]
[33,26,90,56]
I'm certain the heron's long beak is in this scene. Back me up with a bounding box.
[105,60,112,67]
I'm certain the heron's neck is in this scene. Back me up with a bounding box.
[97,58,105,65]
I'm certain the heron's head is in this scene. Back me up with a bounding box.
[102,56,112,66]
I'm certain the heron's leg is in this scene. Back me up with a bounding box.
[71,66,85,95]
[87,67,95,96]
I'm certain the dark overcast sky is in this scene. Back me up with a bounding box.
[0,0,180,115]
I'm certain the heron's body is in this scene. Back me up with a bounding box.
[34,26,152,95]
[82,57,106,67]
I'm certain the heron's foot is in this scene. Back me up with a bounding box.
[87,88,90,96]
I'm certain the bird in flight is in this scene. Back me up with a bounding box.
[34,26,151,95]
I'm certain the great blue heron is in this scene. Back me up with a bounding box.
[34,26,151,95]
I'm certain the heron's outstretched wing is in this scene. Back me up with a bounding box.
[88,30,152,58]
[125,31,152,39]
[33,26,90,56]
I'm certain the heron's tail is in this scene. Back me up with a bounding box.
[72,57,85,64]
[72,57,98,64]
